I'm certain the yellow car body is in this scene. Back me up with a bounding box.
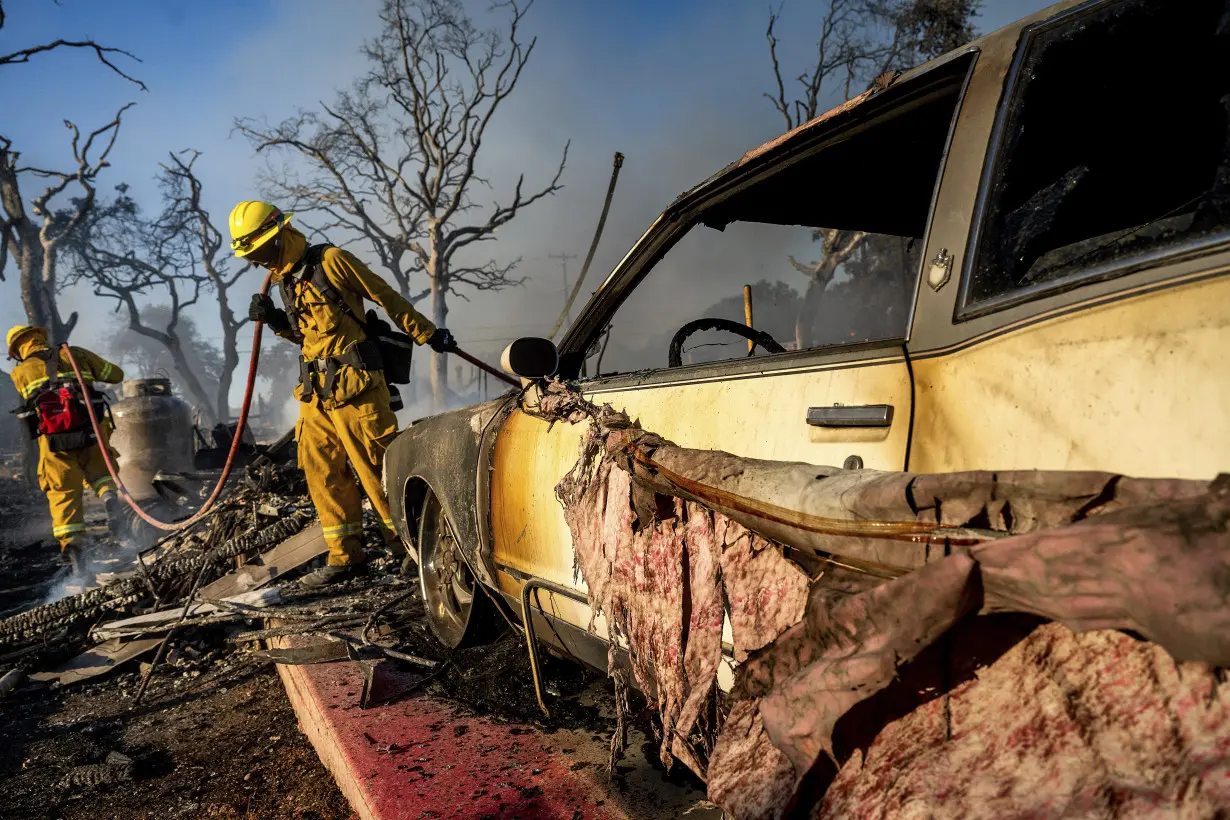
[385,0,1230,665]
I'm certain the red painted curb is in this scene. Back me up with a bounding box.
[275,641,635,820]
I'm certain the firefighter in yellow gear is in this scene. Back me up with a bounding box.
[6,325,126,565]
[229,200,453,587]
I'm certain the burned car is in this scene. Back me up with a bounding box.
[383,0,1230,672]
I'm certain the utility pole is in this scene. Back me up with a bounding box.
[549,252,579,328]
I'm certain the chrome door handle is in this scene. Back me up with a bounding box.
[806,404,894,428]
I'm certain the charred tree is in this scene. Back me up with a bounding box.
[0,1,145,484]
[237,0,567,410]
[63,188,220,424]
[0,105,134,347]
[0,0,146,343]
[764,0,978,347]
[157,150,254,423]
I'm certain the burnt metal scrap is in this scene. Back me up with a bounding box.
[525,378,1230,820]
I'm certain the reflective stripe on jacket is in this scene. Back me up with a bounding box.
[10,342,123,402]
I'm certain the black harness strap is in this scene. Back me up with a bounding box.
[278,244,412,401]
[278,244,367,337]
[23,351,110,451]
[280,244,384,400]
[297,340,383,400]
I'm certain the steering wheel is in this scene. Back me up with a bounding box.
[668,318,787,368]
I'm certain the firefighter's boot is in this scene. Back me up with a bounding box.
[64,542,85,575]
[63,538,98,582]
[301,564,365,589]
[103,492,128,541]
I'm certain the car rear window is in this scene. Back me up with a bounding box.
[959,0,1230,318]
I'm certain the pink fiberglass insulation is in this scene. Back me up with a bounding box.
[820,623,1230,819]
[527,380,1230,819]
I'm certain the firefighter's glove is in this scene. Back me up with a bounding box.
[427,327,455,353]
[249,294,290,334]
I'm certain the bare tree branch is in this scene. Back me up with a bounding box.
[60,183,221,422]
[443,141,568,258]
[0,40,147,90]
[26,102,135,253]
[1,103,134,344]
[0,216,11,281]
[154,148,257,421]
[766,0,977,345]
[0,1,147,90]
[237,0,566,408]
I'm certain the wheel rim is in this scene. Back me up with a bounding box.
[418,490,475,648]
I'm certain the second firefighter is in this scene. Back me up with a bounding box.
[7,325,126,569]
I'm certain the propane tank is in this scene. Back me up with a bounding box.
[109,378,195,500]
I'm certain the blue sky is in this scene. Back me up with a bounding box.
[0,0,1057,414]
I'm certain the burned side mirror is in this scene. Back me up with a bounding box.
[500,337,559,380]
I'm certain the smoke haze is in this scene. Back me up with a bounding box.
[0,0,1055,424]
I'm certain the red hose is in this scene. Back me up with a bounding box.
[61,274,274,532]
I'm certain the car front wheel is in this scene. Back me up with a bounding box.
[417,487,498,648]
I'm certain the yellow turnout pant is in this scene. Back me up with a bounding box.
[37,430,118,549]
[296,389,398,566]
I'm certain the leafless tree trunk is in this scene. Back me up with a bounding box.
[788,229,867,348]
[157,150,254,422]
[764,0,978,347]
[0,1,145,484]
[106,281,217,425]
[237,0,567,411]
[256,337,303,431]
[0,0,146,341]
[0,105,134,346]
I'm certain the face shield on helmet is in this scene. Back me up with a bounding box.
[229,200,293,260]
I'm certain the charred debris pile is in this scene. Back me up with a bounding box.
[0,451,443,709]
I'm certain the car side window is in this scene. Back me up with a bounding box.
[585,54,975,378]
[959,0,1230,318]
[588,224,920,375]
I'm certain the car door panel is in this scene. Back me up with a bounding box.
[906,0,1230,480]
[489,352,912,636]
[911,271,1230,479]
[485,51,980,637]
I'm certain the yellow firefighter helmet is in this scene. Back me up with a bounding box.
[6,325,44,359]
[228,200,292,258]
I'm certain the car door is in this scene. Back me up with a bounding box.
[487,50,983,636]
[908,0,1230,479]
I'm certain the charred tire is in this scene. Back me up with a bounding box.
[417,486,500,649]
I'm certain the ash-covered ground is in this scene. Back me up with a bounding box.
[0,475,712,820]
[0,477,351,820]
